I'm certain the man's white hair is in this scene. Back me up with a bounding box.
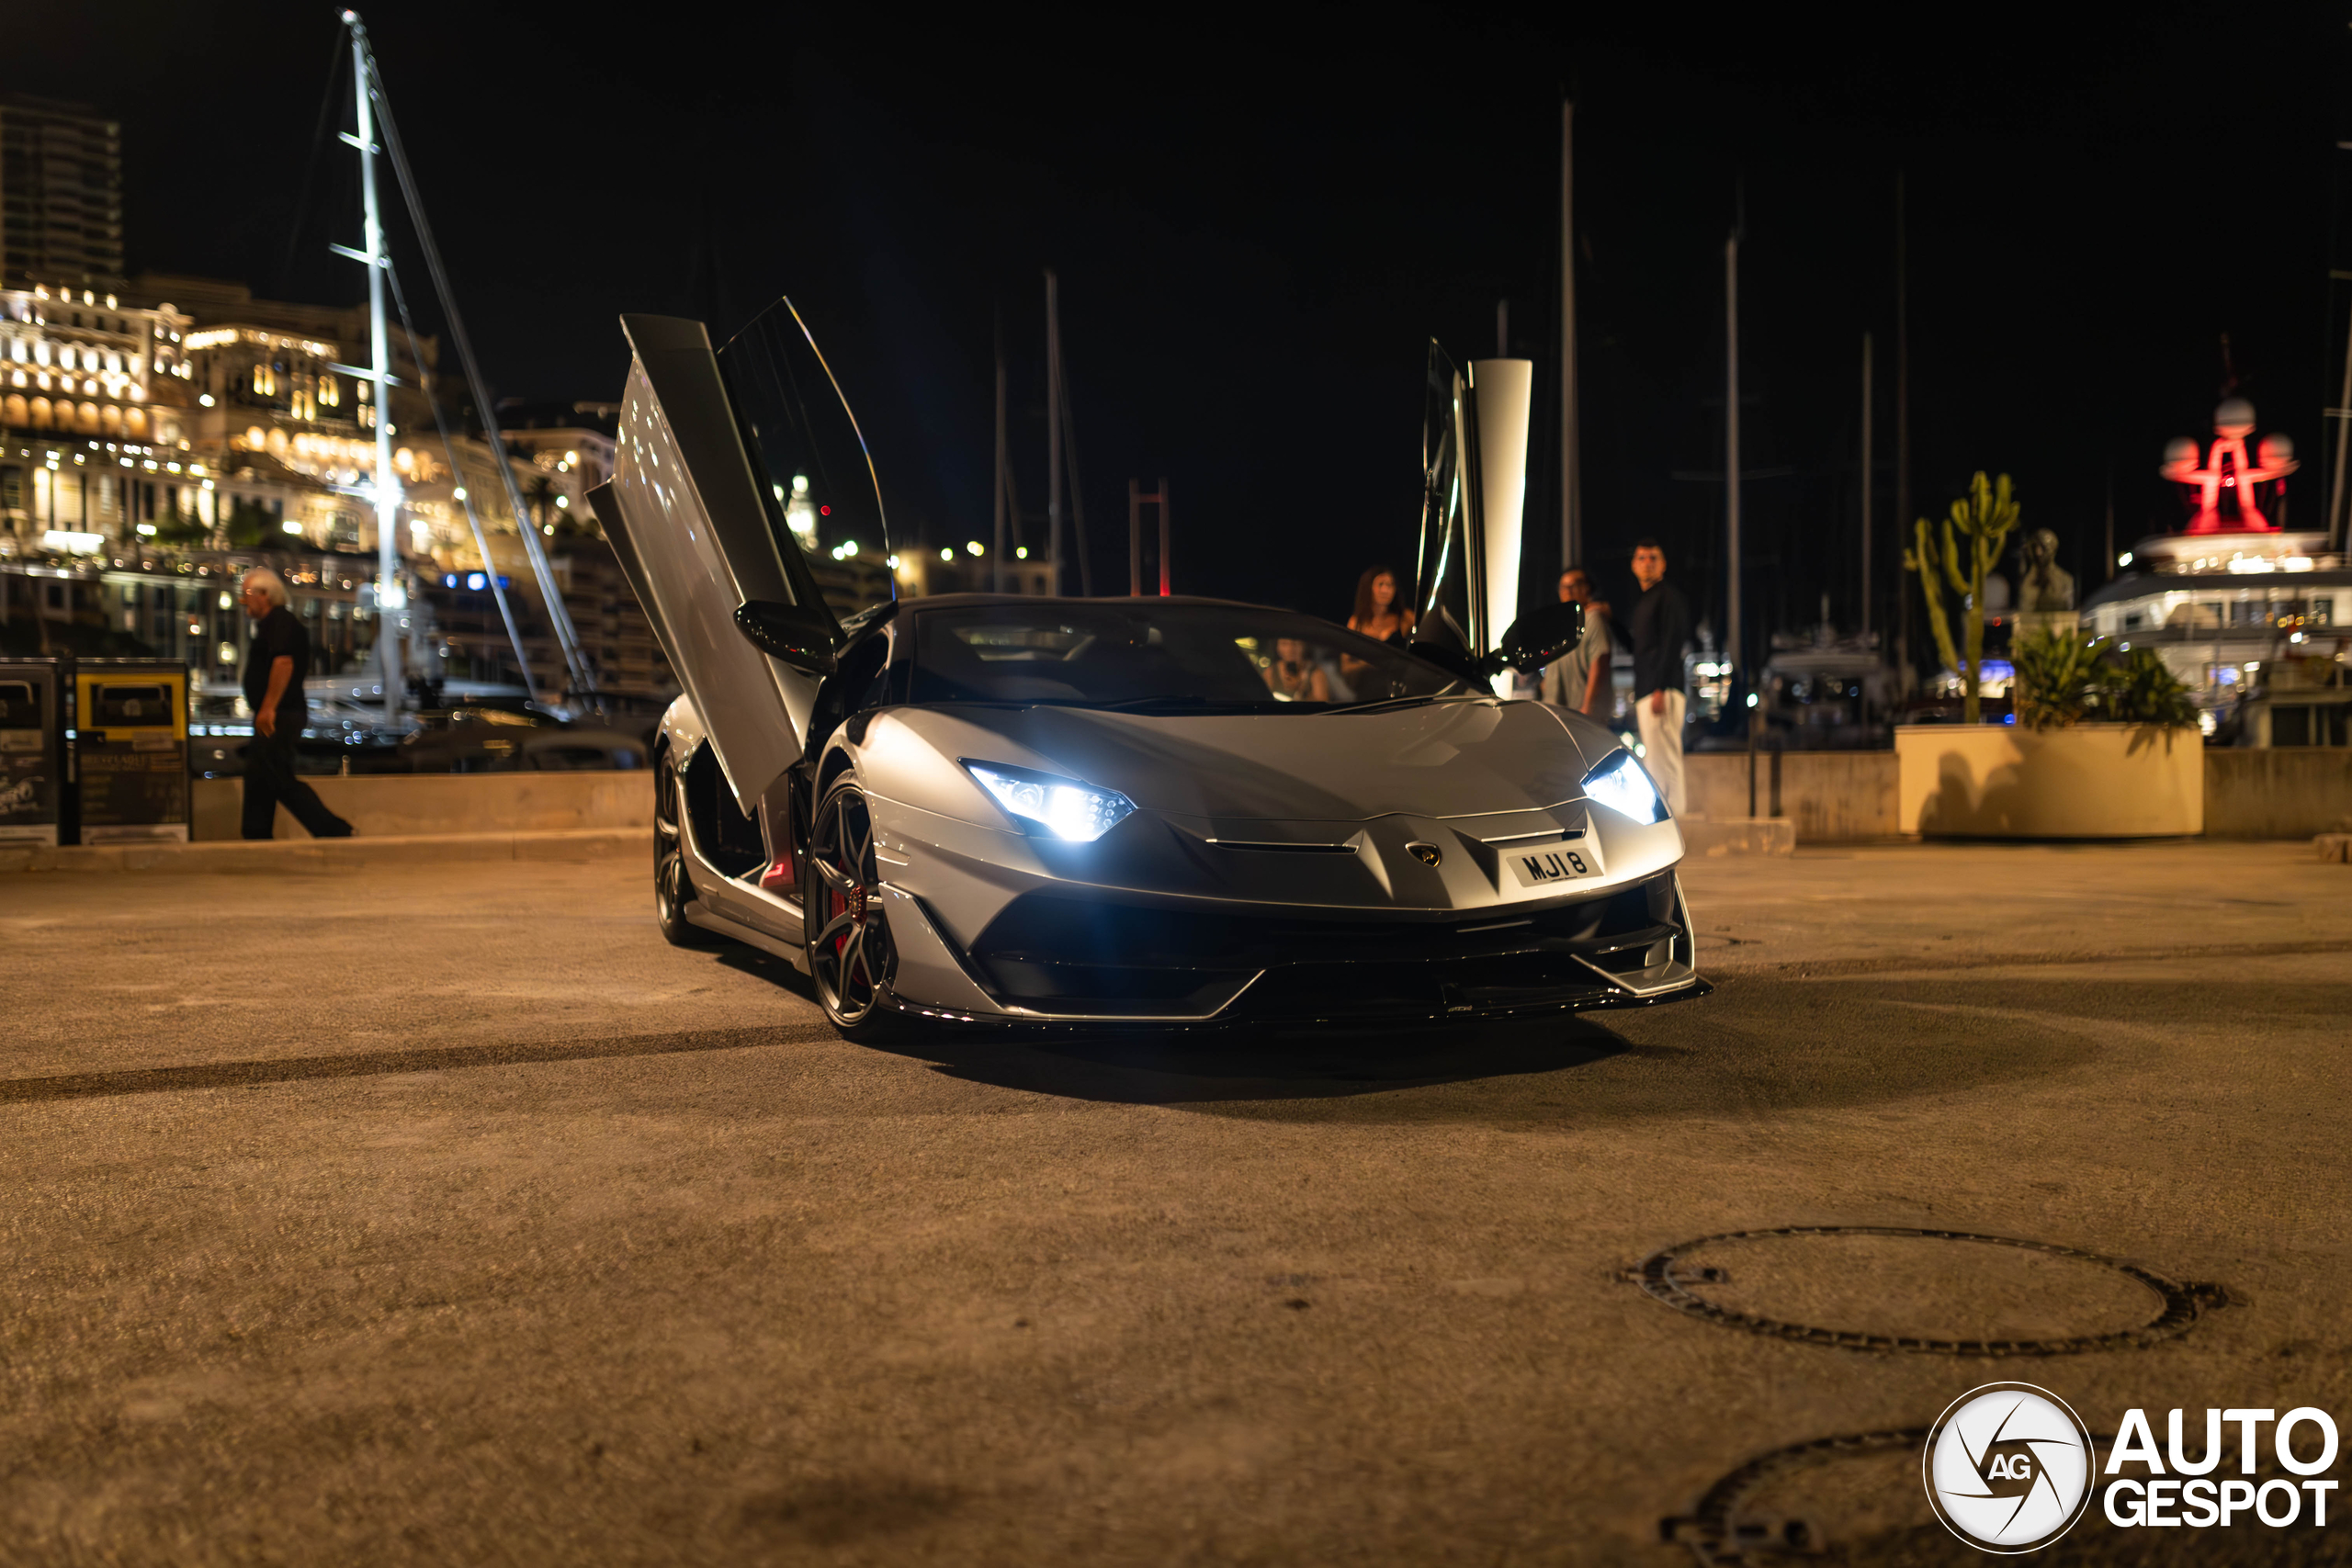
[242,568,289,610]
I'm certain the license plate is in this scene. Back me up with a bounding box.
[1508,844,1597,887]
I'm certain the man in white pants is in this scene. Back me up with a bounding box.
[1626,539,1691,818]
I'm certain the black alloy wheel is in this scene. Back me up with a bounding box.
[653,754,718,948]
[805,776,898,1037]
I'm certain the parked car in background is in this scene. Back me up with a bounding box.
[397,701,649,773]
[189,686,406,778]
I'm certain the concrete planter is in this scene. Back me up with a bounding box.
[1896,723,2204,838]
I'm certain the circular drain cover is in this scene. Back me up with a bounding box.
[1634,1226,2219,1355]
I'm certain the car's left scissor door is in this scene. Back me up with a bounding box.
[594,311,848,813]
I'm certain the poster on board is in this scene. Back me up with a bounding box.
[0,660,63,845]
[74,660,190,842]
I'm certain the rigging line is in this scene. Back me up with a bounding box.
[384,255,539,695]
[277,27,353,300]
[352,33,596,705]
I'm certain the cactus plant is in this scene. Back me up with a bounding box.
[1905,471,2021,724]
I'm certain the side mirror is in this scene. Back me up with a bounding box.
[1496,601,1584,673]
[1406,637,1485,685]
[734,601,838,676]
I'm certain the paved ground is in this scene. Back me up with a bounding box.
[3,841,2347,1565]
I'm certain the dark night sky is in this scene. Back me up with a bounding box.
[13,3,2351,662]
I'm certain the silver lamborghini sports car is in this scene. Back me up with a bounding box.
[589,301,1708,1039]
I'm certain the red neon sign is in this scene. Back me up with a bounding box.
[2160,398,2296,534]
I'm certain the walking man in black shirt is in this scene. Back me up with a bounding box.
[239,569,353,840]
[1626,539,1692,818]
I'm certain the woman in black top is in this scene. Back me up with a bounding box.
[1344,564,1416,683]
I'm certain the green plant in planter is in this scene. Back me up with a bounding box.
[2011,626,2102,728]
[2013,626,2199,730]
[1906,471,2021,724]
[2097,644,2199,728]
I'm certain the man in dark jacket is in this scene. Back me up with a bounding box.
[239,569,353,840]
[1626,539,1691,817]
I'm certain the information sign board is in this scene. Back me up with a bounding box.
[74,660,190,842]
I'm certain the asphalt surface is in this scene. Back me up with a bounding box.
[4,840,2348,1566]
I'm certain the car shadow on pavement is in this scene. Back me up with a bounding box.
[863,1013,1646,1105]
[712,931,1650,1106]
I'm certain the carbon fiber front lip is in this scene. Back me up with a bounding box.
[875,972,1713,1033]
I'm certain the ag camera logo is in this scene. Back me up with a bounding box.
[1923,1382,2095,1552]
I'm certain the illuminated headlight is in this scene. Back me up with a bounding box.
[965,761,1136,842]
[1582,749,1668,824]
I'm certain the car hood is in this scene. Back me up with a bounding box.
[892,698,1605,821]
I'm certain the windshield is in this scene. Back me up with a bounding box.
[909,603,1462,710]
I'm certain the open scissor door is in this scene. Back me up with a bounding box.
[1411,342,1533,691]
[592,299,889,810]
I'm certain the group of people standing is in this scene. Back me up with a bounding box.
[1343,542,1691,818]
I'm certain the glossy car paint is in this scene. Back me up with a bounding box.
[598,301,1701,1029]
[653,611,1693,1022]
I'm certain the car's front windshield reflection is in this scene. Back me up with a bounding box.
[908,604,1459,711]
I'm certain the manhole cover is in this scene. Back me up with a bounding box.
[1633,1226,2223,1355]
[1664,1427,1930,1566]
[1666,1423,2324,1566]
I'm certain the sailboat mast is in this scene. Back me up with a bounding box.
[992,313,1007,594]
[347,14,402,727]
[1860,332,1873,638]
[349,17,598,706]
[1724,228,1742,682]
[1046,269,1063,597]
[1560,99,1580,574]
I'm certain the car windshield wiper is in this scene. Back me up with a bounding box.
[1317,690,1482,716]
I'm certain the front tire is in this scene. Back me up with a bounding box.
[804,775,899,1040]
[654,754,719,948]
